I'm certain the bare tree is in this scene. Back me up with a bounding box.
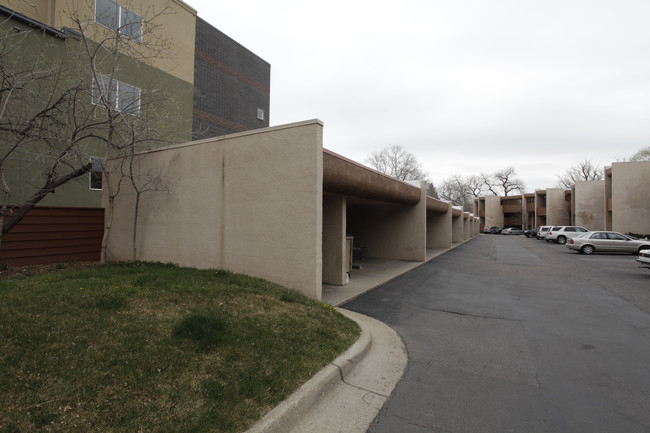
[630,146,650,162]
[0,7,182,259]
[366,144,427,181]
[437,174,478,212]
[0,30,94,245]
[555,159,603,189]
[465,175,485,199]
[123,149,169,262]
[483,167,525,196]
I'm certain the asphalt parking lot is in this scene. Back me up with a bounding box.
[343,234,650,433]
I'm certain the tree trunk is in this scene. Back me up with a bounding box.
[1,163,91,237]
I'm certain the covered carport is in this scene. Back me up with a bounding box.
[322,149,453,287]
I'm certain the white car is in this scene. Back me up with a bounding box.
[536,226,551,240]
[546,226,589,244]
[638,249,650,270]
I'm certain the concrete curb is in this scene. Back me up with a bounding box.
[245,309,373,433]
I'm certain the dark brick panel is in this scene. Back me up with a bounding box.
[193,17,271,140]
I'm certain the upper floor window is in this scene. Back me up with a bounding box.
[95,0,143,42]
[89,157,103,190]
[92,75,141,115]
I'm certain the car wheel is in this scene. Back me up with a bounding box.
[557,236,567,245]
[581,245,595,255]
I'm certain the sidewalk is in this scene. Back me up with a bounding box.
[246,243,465,433]
[323,245,463,306]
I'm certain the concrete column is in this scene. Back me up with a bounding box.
[452,208,463,243]
[463,213,471,240]
[426,203,452,249]
[322,194,347,285]
[574,181,605,231]
[546,188,571,226]
[471,217,479,237]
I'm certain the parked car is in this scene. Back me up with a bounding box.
[489,227,502,234]
[566,231,650,255]
[502,227,523,235]
[524,228,537,238]
[546,226,589,244]
[483,226,497,234]
[637,249,650,270]
[536,226,551,239]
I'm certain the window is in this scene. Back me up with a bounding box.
[95,0,143,42]
[92,75,141,115]
[257,107,265,121]
[90,158,103,190]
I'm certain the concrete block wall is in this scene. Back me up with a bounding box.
[610,161,650,234]
[105,120,324,298]
[105,121,480,300]
[572,181,605,230]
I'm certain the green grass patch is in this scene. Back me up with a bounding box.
[0,262,360,432]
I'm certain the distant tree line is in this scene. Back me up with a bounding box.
[366,144,649,213]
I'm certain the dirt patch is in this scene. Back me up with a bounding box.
[0,261,100,279]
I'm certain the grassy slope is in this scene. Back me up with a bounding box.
[0,262,360,432]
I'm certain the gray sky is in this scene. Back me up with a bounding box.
[190,0,650,192]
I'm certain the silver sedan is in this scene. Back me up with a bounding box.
[566,231,650,255]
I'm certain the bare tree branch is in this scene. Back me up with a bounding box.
[555,159,603,188]
[366,144,427,181]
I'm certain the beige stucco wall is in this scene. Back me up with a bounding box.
[463,213,471,241]
[104,120,324,298]
[2,0,197,84]
[451,208,463,243]
[471,217,479,237]
[484,195,504,228]
[546,188,570,226]
[322,194,346,286]
[573,181,605,230]
[346,183,427,262]
[426,203,452,249]
[611,161,650,234]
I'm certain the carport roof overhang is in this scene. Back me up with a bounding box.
[323,149,449,213]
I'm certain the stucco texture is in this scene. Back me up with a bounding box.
[611,162,650,234]
[104,120,324,298]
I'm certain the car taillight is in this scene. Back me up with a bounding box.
[568,239,574,244]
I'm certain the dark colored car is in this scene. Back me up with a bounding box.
[524,228,538,238]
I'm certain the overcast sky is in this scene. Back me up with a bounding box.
[190,0,650,192]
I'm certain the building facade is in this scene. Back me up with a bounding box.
[606,161,650,235]
[193,18,270,139]
[1,0,270,209]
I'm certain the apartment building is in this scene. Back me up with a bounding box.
[0,0,270,265]
[0,0,270,209]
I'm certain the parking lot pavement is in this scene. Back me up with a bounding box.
[343,234,650,433]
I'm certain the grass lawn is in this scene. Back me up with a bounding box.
[0,262,360,432]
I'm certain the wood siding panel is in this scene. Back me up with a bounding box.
[0,207,104,266]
